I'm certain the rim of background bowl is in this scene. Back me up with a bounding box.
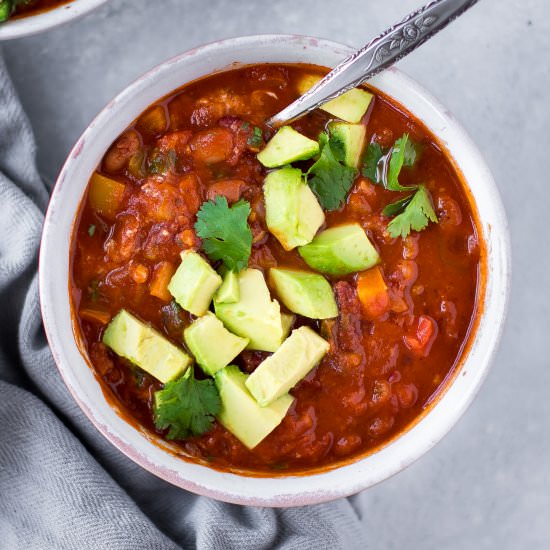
[0,0,108,40]
[39,34,511,507]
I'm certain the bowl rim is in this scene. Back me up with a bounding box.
[0,0,108,40]
[39,33,511,507]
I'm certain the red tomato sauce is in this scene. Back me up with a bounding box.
[70,64,484,474]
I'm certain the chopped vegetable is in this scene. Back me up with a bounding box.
[153,368,221,440]
[128,150,146,178]
[87,224,96,237]
[195,196,252,271]
[385,186,438,238]
[257,126,319,168]
[307,132,358,210]
[88,173,126,219]
[149,261,177,301]
[79,308,111,325]
[356,267,390,319]
[136,105,167,135]
[404,315,438,356]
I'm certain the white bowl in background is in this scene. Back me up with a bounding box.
[39,35,511,506]
[0,0,107,40]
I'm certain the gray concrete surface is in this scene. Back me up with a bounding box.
[3,0,549,547]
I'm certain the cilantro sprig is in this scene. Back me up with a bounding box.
[307,132,358,210]
[362,133,417,191]
[195,196,252,271]
[361,134,437,238]
[384,185,438,238]
[153,368,221,440]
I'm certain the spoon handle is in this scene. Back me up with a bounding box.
[268,0,480,127]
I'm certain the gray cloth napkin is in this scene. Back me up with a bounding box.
[0,55,369,550]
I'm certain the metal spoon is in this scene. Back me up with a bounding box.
[267,0,480,128]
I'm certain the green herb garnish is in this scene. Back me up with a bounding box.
[147,148,177,175]
[195,196,252,271]
[362,142,384,182]
[153,368,221,440]
[248,126,263,147]
[362,134,417,191]
[88,224,96,237]
[386,134,417,191]
[307,132,358,210]
[385,185,438,238]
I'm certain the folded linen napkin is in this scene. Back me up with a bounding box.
[0,54,369,550]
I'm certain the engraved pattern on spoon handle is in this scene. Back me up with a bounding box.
[268,0,480,127]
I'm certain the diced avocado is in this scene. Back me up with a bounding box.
[281,312,295,339]
[269,268,338,319]
[329,122,367,169]
[103,309,192,383]
[215,365,294,449]
[297,75,373,123]
[298,223,380,276]
[215,270,240,304]
[214,269,285,352]
[245,326,330,406]
[168,250,222,316]
[183,312,249,376]
[257,126,319,168]
[264,167,324,251]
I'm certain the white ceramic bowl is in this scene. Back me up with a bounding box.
[39,35,511,506]
[0,0,107,40]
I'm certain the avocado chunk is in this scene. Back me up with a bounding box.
[103,309,192,383]
[269,268,338,319]
[245,326,330,406]
[281,312,295,339]
[215,270,240,304]
[184,312,249,376]
[168,250,222,316]
[298,223,380,276]
[329,122,367,169]
[264,167,324,251]
[257,126,319,168]
[215,365,294,449]
[214,268,286,352]
[297,75,373,123]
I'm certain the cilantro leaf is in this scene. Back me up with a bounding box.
[307,132,358,211]
[382,193,415,217]
[153,368,221,440]
[386,134,417,191]
[386,185,438,238]
[362,142,384,182]
[247,126,264,148]
[362,134,418,190]
[195,196,252,271]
